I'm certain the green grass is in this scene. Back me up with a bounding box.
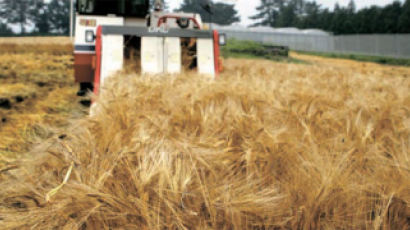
[221,39,306,64]
[296,50,410,67]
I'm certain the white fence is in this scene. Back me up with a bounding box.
[219,29,410,59]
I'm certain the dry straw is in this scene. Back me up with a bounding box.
[0,49,78,154]
[0,58,409,229]
[0,37,72,55]
[0,36,71,45]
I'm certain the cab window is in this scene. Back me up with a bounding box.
[77,0,149,17]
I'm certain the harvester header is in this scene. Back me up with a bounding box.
[93,25,221,95]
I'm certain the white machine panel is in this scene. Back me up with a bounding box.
[97,29,216,78]
[165,38,181,74]
[101,35,124,84]
[141,37,164,74]
[75,15,124,53]
[197,39,215,76]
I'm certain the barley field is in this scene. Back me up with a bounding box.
[0,37,409,229]
[0,38,86,159]
[0,36,72,45]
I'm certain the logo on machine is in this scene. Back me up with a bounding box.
[80,19,97,27]
[148,27,169,34]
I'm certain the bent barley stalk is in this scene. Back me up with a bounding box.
[0,56,409,229]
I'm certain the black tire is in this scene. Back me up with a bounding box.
[77,82,94,97]
[177,18,190,29]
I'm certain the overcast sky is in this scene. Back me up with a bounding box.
[169,0,404,26]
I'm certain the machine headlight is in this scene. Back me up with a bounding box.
[218,33,227,46]
[85,30,95,43]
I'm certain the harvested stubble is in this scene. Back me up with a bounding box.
[0,53,73,83]
[0,44,83,155]
[0,58,409,229]
[0,36,71,45]
[0,37,72,55]
[0,43,73,55]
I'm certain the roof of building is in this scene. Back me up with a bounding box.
[211,24,331,36]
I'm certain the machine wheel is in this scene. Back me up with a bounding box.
[177,18,190,29]
[77,82,94,97]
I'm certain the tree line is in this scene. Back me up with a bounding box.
[0,0,70,35]
[250,0,410,34]
[0,0,409,36]
[177,0,240,26]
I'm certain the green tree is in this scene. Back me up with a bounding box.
[177,0,240,25]
[328,3,356,34]
[276,2,299,27]
[0,0,33,34]
[31,0,50,34]
[355,7,373,33]
[343,0,356,33]
[250,0,309,28]
[330,3,343,34]
[0,22,13,35]
[398,0,410,32]
[380,1,403,33]
[299,1,321,29]
[249,0,284,27]
[248,0,408,34]
[291,0,305,16]
[347,0,356,12]
[210,2,241,25]
[47,0,70,34]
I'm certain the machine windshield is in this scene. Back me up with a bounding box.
[77,0,149,17]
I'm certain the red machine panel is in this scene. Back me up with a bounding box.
[74,54,95,83]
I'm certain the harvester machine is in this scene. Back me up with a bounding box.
[74,0,226,96]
